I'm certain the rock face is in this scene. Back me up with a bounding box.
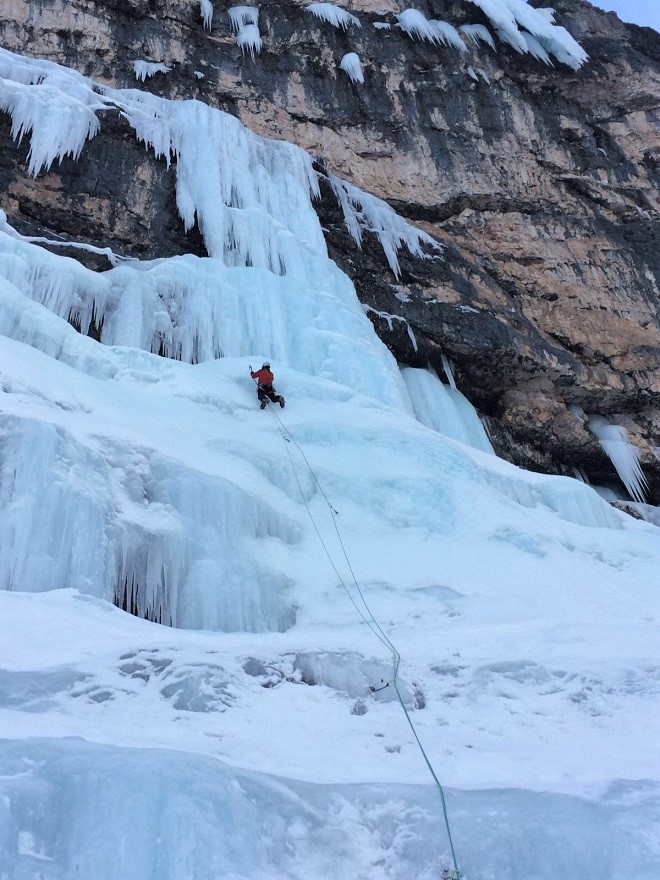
[1,0,659,502]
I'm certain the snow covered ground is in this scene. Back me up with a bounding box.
[0,41,659,879]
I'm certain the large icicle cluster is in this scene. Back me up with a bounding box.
[393,4,585,68]
[0,50,105,176]
[0,47,432,281]
[327,172,441,279]
[467,0,588,68]
[229,6,262,58]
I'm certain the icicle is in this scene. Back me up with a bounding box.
[200,0,214,30]
[306,3,361,30]
[401,366,494,454]
[430,21,468,52]
[521,31,553,66]
[133,61,171,82]
[339,53,364,84]
[459,23,496,49]
[467,0,587,68]
[440,353,456,391]
[395,10,439,44]
[586,415,648,503]
[228,6,259,31]
[327,172,441,279]
[236,24,263,58]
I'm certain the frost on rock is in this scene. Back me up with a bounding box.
[133,61,172,82]
[587,415,649,503]
[327,172,441,279]
[200,0,213,30]
[373,21,391,31]
[306,3,361,30]
[468,0,587,68]
[459,23,496,49]
[339,52,364,84]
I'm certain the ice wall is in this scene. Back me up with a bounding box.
[1,737,658,880]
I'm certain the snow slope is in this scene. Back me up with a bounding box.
[0,45,659,880]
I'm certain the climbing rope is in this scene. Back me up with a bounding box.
[257,389,462,878]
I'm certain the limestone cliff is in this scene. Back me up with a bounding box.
[1,0,658,501]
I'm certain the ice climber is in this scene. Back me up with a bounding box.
[250,362,285,410]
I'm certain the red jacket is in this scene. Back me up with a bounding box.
[251,368,274,386]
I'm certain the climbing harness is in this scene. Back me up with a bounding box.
[256,383,463,878]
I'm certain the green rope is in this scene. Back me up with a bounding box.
[262,397,462,877]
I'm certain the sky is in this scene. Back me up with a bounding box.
[591,0,660,31]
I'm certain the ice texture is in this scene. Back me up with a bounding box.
[402,366,494,454]
[339,52,364,83]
